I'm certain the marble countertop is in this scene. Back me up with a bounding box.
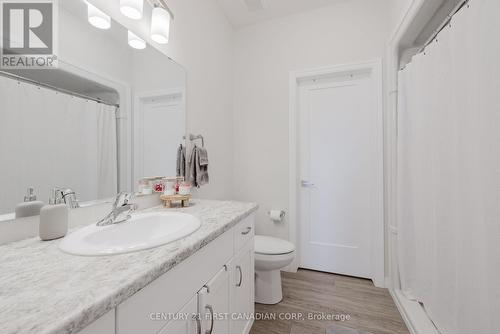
[0,199,258,334]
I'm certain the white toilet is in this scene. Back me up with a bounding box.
[254,235,295,304]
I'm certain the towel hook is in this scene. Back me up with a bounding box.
[183,134,205,147]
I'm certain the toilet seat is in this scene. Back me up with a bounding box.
[255,235,295,255]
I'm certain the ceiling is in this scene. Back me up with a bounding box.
[217,0,345,28]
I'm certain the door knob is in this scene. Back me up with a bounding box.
[301,180,315,188]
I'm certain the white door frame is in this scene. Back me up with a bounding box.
[288,59,385,287]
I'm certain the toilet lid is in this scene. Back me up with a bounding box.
[255,235,295,255]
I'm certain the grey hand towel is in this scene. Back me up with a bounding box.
[189,145,209,187]
[198,146,209,166]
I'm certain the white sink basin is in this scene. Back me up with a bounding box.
[59,212,201,256]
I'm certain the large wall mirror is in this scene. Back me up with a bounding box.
[0,0,186,218]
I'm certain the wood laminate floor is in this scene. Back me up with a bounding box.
[250,269,409,334]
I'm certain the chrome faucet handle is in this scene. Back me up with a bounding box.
[108,203,137,225]
[121,193,132,206]
[112,192,124,208]
[97,193,136,226]
[112,192,132,208]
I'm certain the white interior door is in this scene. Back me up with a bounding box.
[298,71,382,279]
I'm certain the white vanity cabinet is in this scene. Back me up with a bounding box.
[109,215,255,334]
[157,296,197,334]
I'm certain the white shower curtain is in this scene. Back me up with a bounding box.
[97,105,118,199]
[397,0,500,333]
[0,75,118,214]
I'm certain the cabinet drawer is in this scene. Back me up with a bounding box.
[233,216,254,253]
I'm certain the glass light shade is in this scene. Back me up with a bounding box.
[87,3,111,29]
[128,30,146,49]
[120,0,143,20]
[150,7,170,44]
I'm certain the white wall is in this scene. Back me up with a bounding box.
[166,0,235,199]
[132,48,185,93]
[389,0,414,35]
[90,0,235,199]
[232,0,395,241]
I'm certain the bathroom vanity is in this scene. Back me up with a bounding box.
[0,200,257,334]
[0,2,259,333]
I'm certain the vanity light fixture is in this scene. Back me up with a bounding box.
[128,30,146,49]
[87,3,111,29]
[150,5,170,44]
[120,0,144,20]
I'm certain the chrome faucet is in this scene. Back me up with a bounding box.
[61,188,80,209]
[50,187,79,208]
[97,192,137,226]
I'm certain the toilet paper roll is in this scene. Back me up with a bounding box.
[269,209,285,222]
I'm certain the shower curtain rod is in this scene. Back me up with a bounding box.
[0,71,120,108]
[418,0,469,54]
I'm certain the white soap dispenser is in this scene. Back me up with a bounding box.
[39,189,68,241]
[15,187,44,218]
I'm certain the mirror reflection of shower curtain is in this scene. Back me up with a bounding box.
[396,1,500,334]
[0,75,118,214]
[97,105,118,199]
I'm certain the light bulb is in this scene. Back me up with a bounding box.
[87,3,111,29]
[120,0,143,20]
[150,6,170,44]
[128,30,146,49]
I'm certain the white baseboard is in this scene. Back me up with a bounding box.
[390,289,440,334]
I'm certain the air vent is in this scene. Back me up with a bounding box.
[243,0,269,12]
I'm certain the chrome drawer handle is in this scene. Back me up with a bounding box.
[236,265,243,287]
[205,305,214,334]
[241,227,252,235]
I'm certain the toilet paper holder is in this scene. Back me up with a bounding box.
[268,210,286,222]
